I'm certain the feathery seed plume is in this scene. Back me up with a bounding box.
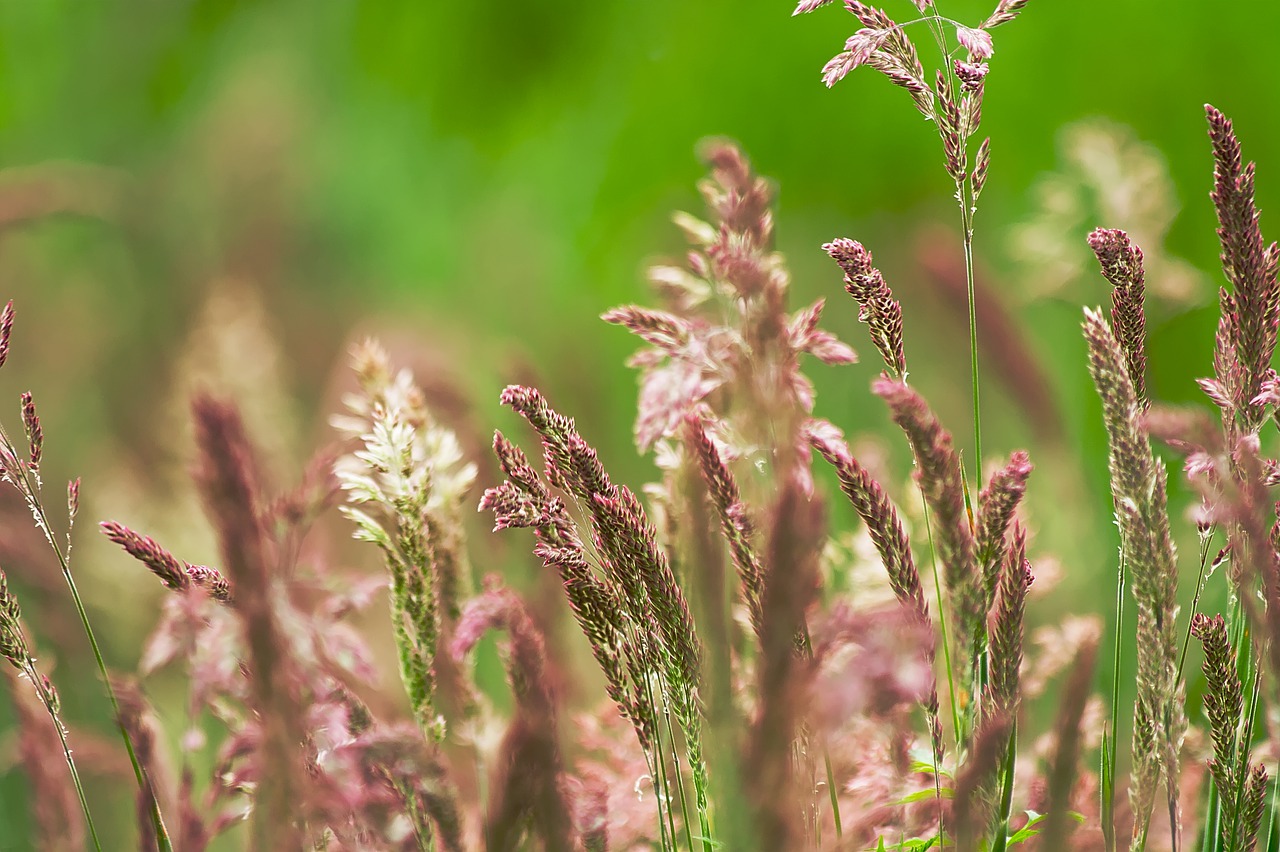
[745,474,824,849]
[1191,613,1268,852]
[1083,307,1184,844]
[452,582,573,851]
[685,415,765,636]
[975,450,1033,608]
[1204,105,1280,432]
[874,378,982,681]
[0,300,13,370]
[983,0,1030,29]
[954,711,1013,847]
[1041,633,1099,852]
[20,391,42,471]
[1089,227,1149,409]
[99,521,232,603]
[192,394,304,852]
[808,417,944,762]
[824,238,906,378]
[984,522,1031,716]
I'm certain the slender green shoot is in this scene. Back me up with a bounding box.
[644,673,679,851]
[17,656,103,852]
[960,186,982,476]
[663,702,697,852]
[1177,527,1217,680]
[824,749,843,841]
[990,719,1019,852]
[0,426,172,852]
[1103,547,1127,852]
[919,495,962,751]
[1264,772,1279,851]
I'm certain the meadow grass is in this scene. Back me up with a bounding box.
[3,1,1280,850]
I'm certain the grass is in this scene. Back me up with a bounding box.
[2,1,1280,850]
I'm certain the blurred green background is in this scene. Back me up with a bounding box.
[2,0,1279,847]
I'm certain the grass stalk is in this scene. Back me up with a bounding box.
[1203,781,1220,852]
[823,749,843,841]
[45,528,173,851]
[663,703,697,852]
[919,493,957,848]
[990,719,1019,852]
[1177,527,1217,680]
[0,427,173,852]
[20,659,103,852]
[919,495,962,751]
[960,191,982,475]
[1264,772,1279,851]
[645,674,680,851]
[1224,604,1260,852]
[1103,548,1126,852]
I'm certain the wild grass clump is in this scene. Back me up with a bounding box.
[6,1,1280,850]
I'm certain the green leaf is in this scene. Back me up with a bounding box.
[909,759,956,782]
[1005,811,1046,846]
[893,787,955,805]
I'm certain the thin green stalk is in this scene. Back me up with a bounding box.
[54,552,172,851]
[1223,610,1260,852]
[1101,734,1115,848]
[990,719,1019,852]
[1103,548,1126,852]
[919,495,962,749]
[823,749,843,841]
[1178,528,1217,680]
[799,620,842,843]
[644,673,679,851]
[651,745,675,852]
[22,480,173,852]
[652,743,675,851]
[695,789,712,852]
[961,194,982,473]
[919,494,956,848]
[22,660,103,852]
[1202,781,1220,852]
[1229,666,1263,851]
[1264,772,1279,851]
[390,776,434,852]
[662,704,697,852]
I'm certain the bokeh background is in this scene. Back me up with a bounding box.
[2,0,1279,847]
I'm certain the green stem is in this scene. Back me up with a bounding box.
[390,775,434,852]
[28,496,173,851]
[798,620,841,843]
[644,673,679,851]
[1177,527,1216,681]
[1226,609,1260,852]
[1202,780,1219,852]
[823,749,843,841]
[663,706,696,852]
[1264,770,1279,851]
[24,661,103,852]
[990,719,1019,852]
[919,495,962,753]
[961,198,982,473]
[1103,548,1126,852]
